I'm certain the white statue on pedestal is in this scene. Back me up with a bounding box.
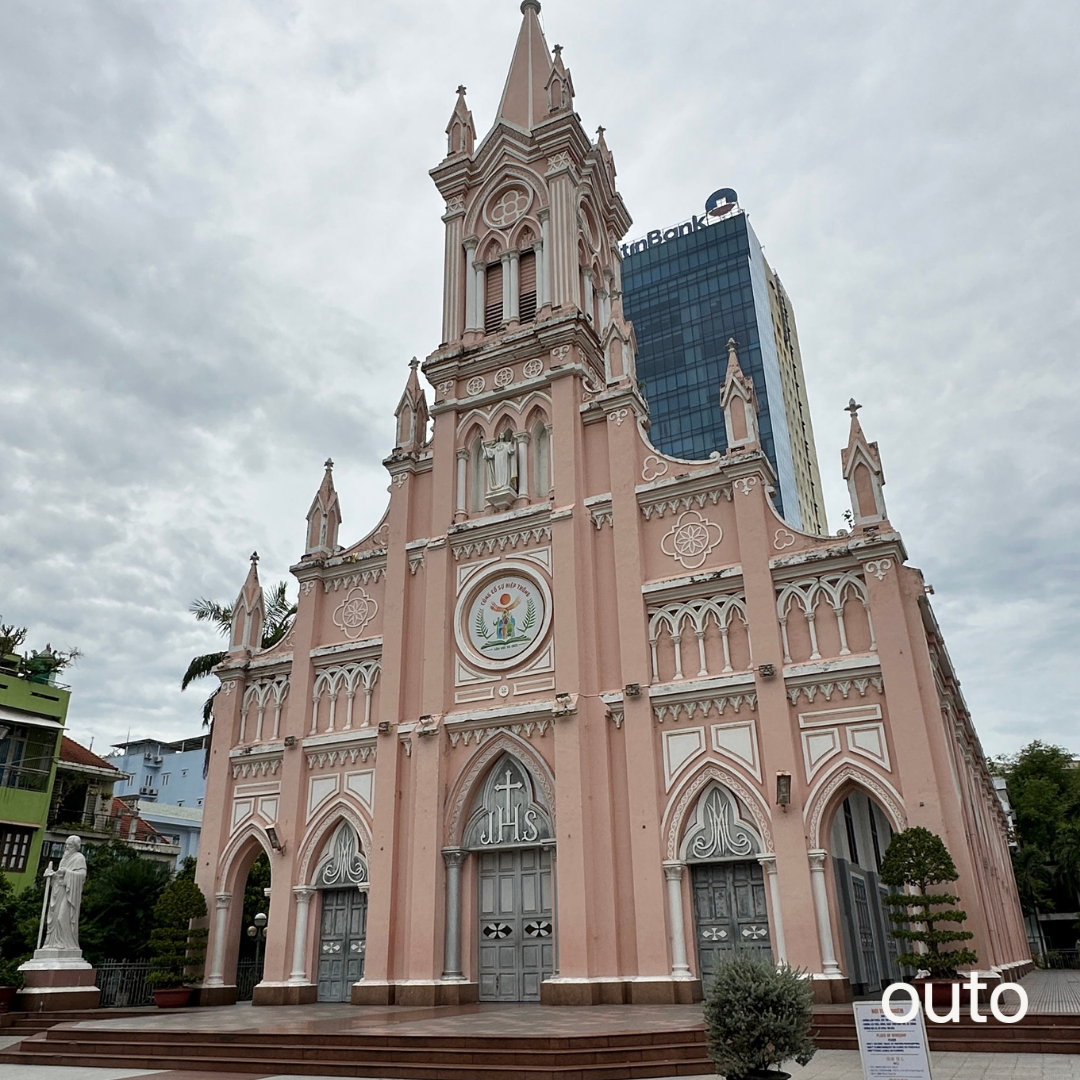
[483,432,518,509]
[40,835,87,953]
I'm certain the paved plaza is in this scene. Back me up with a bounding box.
[0,970,1077,1080]
[0,1048,1078,1080]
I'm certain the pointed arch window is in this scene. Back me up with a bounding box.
[469,433,485,512]
[485,261,504,333]
[532,420,550,498]
[518,250,537,322]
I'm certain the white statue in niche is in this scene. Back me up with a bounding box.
[483,431,518,509]
[40,835,88,953]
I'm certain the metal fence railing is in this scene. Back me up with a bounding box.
[236,958,263,1001]
[95,958,266,1006]
[95,960,154,1007]
[1035,949,1080,970]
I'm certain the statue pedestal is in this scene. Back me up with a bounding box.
[16,949,101,1012]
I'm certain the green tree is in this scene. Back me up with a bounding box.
[148,872,208,989]
[703,956,816,1079]
[182,583,296,725]
[79,843,171,964]
[992,740,1080,914]
[880,826,978,979]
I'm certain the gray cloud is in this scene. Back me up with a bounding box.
[1,0,1076,757]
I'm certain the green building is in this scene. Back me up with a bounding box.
[0,650,70,893]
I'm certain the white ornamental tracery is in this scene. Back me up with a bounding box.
[659,510,723,570]
[486,186,531,229]
[775,573,875,663]
[332,586,378,640]
[462,754,553,849]
[647,593,751,682]
[239,676,290,744]
[312,821,369,888]
[310,660,381,734]
[681,785,762,861]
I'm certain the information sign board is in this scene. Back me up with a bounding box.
[853,1001,933,1080]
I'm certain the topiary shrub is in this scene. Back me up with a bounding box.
[703,955,816,1079]
[880,826,978,979]
[148,874,209,990]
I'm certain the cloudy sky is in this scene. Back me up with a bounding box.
[2,0,1076,759]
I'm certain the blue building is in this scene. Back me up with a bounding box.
[106,735,207,866]
[621,191,826,533]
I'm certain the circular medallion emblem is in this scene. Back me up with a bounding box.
[457,568,552,671]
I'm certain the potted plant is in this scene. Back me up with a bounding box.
[148,872,208,1008]
[881,826,979,1007]
[0,958,26,1013]
[703,955,817,1080]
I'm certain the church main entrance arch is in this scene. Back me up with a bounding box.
[463,753,554,1002]
[681,784,771,993]
[311,821,369,1003]
[826,789,900,995]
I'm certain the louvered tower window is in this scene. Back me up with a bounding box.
[485,261,503,333]
[518,250,537,322]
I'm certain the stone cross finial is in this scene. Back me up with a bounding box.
[250,551,259,564]
[456,84,466,95]
[845,398,862,417]
[409,356,419,370]
[324,458,334,470]
[553,44,563,56]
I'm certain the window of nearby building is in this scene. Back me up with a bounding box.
[0,726,56,792]
[161,773,170,786]
[197,798,203,806]
[177,801,183,807]
[181,769,188,778]
[0,826,35,872]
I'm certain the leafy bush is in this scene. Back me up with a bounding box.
[0,957,25,989]
[703,956,816,1079]
[880,826,978,979]
[148,874,208,989]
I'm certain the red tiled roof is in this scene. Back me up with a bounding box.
[109,797,170,844]
[59,736,119,772]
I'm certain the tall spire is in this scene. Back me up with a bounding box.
[444,85,475,158]
[719,339,760,452]
[840,399,888,527]
[495,1,556,132]
[305,458,341,557]
[229,552,265,652]
[394,357,429,454]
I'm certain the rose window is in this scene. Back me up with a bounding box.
[488,187,530,228]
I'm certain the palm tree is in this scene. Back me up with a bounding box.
[182,582,296,725]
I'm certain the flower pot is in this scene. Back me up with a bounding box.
[152,987,192,1008]
[0,986,18,1014]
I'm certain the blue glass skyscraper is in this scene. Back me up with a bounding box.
[621,194,826,533]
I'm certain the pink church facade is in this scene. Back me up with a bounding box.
[195,1,1028,1007]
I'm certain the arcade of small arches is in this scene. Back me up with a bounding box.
[204,745,908,1003]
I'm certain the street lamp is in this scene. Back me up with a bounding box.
[247,911,268,976]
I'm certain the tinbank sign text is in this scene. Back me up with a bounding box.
[620,187,739,259]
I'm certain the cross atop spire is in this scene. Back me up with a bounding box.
[249,551,259,564]
[495,0,556,132]
[845,398,862,417]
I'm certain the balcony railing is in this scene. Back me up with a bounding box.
[0,765,51,793]
[46,808,120,834]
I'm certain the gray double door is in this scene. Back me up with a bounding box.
[477,846,553,1001]
[692,861,772,994]
[316,887,368,1002]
